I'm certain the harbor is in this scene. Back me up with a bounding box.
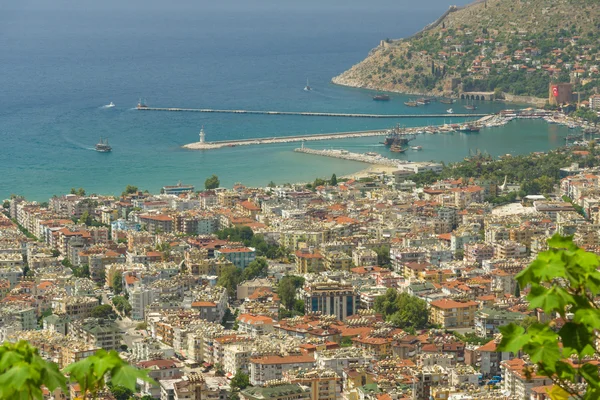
[183,114,497,150]
[185,128,406,150]
[137,105,487,119]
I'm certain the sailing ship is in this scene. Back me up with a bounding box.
[404,100,418,107]
[137,98,148,109]
[416,98,430,105]
[95,137,112,152]
[304,79,311,91]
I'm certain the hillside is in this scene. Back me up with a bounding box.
[333,0,600,101]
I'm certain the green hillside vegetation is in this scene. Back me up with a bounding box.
[333,0,600,99]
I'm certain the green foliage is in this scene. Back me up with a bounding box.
[216,227,287,260]
[136,322,148,330]
[107,381,133,400]
[205,174,220,190]
[112,296,132,317]
[0,340,66,399]
[340,336,353,348]
[91,304,117,320]
[278,275,305,310]
[79,211,93,226]
[70,188,86,196]
[313,177,327,188]
[217,265,243,299]
[330,174,338,186]
[2,200,10,209]
[498,235,600,400]
[374,289,429,330]
[373,245,391,267]
[64,349,154,399]
[241,257,269,281]
[293,299,305,315]
[112,272,123,294]
[230,369,250,391]
[72,264,90,278]
[121,185,139,197]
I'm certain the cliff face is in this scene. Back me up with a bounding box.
[333,0,600,99]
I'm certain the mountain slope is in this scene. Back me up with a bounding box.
[333,0,600,100]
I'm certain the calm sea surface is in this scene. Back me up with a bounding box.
[0,1,571,201]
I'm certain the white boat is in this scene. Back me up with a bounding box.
[411,146,422,150]
[447,108,454,114]
[304,78,311,91]
[105,102,115,108]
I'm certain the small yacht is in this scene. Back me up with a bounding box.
[411,146,422,150]
[304,78,311,91]
[447,108,454,114]
[106,102,115,108]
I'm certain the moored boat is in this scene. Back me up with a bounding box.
[373,94,390,101]
[390,145,407,153]
[404,100,418,107]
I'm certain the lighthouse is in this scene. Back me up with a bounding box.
[199,126,205,144]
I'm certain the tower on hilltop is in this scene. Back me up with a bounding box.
[199,126,205,144]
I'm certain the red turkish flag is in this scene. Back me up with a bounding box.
[552,86,559,97]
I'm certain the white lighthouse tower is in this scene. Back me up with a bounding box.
[199,126,205,144]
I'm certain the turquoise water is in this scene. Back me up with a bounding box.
[0,1,570,201]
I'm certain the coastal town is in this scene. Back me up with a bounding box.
[4,140,600,400]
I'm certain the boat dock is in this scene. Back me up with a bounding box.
[294,147,403,167]
[138,106,487,119]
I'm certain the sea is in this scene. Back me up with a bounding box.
[0,0,572,201]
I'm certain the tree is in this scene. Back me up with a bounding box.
[241,257,269,281]
[498,235,600,400]
[514,282,521,298]
[217,265,242,298]
[77,188,86,196]
[122,185,138,197]
[267,181,276,188]
[91,304,117,320]
[330,174,338,186]
[112,296,132,317]
[205,174,220,190]
[278,275,305,310]
[107,381,133,400]
[2,200,9,209]
[112,271,123,294]
[230,369,250,391]
[79,211,93,226]
[373,246,391,267]
[0,340,66,399]
[374,289,429,330]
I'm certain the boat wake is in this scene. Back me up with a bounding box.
[101,102,115,109]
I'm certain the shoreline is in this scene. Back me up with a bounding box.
[329,79,546,107]
[341,164,399,180]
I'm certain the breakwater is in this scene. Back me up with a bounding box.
[138,106,487,119]
[294,147,402,167]
[184,129,400,150]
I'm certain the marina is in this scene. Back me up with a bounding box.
[136,105,486,119]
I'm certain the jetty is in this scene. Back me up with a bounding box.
[294,147,402,167]
[184,129,400,150]
[138,106,487,119]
